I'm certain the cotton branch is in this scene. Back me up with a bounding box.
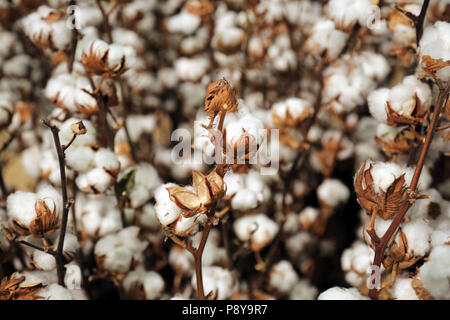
[395,0,430,47]
[40,120,77,286]
[368,82,449,300]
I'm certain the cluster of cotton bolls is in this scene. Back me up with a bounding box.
[0,0,449,302]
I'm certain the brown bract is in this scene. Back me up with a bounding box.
[412,276,434,300]
[385,95,429,127]
[419,55,450,82]
[272,107,311,129]
[204,79,238,126]
[383,229,421,270]
[81,43,126,78]
[354,161,410,220]
[29,199,60,237]
[0,275,43,300]
[186,0,214,23]
[167,169,225,217]
[374,127,420,156]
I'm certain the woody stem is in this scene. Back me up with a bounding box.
[41,120,76,286]
[368,83,449,300]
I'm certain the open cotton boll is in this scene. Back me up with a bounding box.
[326,0,373,29]
[81,167,113,193]
[298,207,319,229]
[357,51,391,83]
[341,241,374,287]
[65,146,95,173]
[289,279,319,300]
[317,179,350,208]
[392,277,418,300]
[139,204,160,232]
[37,283,74,300]
[154,183,183,227]
[167,10,201,35]
[107,44,136,70]
[112,28,145,54]
[6,191,38,228]
[191,266,234,300]
[419,21,450,81]
[175,57,210,82]
[32,249,56,271]
[318,287,369,300]
[94,148,120,173]
[400,219,432,256]
[233,214,279,251]
[127,164,162,208]
[224,170,271,211]
[94,227,147,274]
[418,245,450,299]
[20,146,41,179]
[269,260,299,294]
[305,19,348,61]
[123,267,165,300]
[78,196,122,236]
[224,112,265,147]
[169,246,194,276]
[45,73,77,112]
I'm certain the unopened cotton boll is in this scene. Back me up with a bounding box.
[318,287,369,300]
[233,214,279,251]
[317,179,350,208]
[269,260,299,294]
[191,266,234,300]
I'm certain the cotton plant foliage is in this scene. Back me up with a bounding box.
[0,0,449,302]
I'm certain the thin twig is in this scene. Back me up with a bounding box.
[368,83,449,300]
[67,0,79,73]
[41,120,76,286]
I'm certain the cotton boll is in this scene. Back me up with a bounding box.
[7,191,38,229]
[94,148,120,173]
[167,10,201,35]
[418,245,450,299]
[127,164,162,208]
[191,266,234,300]
[78,196,122,237]
[305,19,348,62]
[392,277,418,300]
[20,146,41,179]
[269,260,299,294]
[65,146,95,173]
[37,283,74,300]
[233,214,279,251]
[154,183,183,227]
[327,0,373,29]
[32,249,56,271]
[401,219,432,256]
[289,279,318,300]
[139,205,160,232]
[341,241,374,287]
[169,246,194,276]
[419,21,450,81]
[317,179,350,208]
[84,167,113,193]
[318,287,369,300]
[175,57,210,82]
[122,267,165,300]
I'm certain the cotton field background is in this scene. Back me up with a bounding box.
[0,0,449,301]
